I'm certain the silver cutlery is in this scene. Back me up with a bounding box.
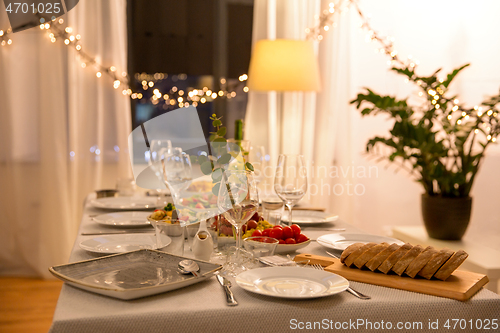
[324,251,371,300]
[216,274,238,306]
[178,260,200,277]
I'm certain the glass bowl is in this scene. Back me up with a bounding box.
[243,236,279,258]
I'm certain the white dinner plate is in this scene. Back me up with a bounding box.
[89,197,158,210]
[49,250,222,300]
[317,233,405,251]
[92,211,151,227]
[79,234,170,254]
[281,211,338,225]
[235,266,349,299]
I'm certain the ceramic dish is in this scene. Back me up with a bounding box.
[89,197,158,210]
[235,266,349,299]
[79,234,170,254]
[49,249,222,300]
[92,211,151,227]
[274,239,311,254]
[317,233,405,251]
[281,211,338,224]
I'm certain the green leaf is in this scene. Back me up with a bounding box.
[212,119,222,127]
[211,182,221,196]
[217,126,227,137]
[200,160,214,175]
[442,64,470,88]
[245,162,254,171]
[217,153,232,165]
[197,155,208,164]
[211,168,223,182]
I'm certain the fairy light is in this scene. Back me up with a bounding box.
[487,110,493,116]
[96,72,102,78]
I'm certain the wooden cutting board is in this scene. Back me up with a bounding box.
[294,253,489,301]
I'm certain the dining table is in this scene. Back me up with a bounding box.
[48,194,500,333]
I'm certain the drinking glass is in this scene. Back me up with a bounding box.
[248,145,266,186]
[274,154,307,226]
[148,140,173,199]
[217,170,259,272]
[152,146,192,206]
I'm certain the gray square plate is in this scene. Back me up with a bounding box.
[49,249,222,300]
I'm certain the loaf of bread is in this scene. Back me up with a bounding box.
[340,242,468,281]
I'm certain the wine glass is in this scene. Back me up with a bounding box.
[248,145,266,186]
[217,170,259,273]
[273,154,307,226]
[149,140,172,190]
[161,147,193,201]
[150,141,192,207]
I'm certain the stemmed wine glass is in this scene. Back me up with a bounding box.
[150,141,192,206]
[149,140,172,196]
[274,154,308,226]
[217,170,259,273]
[161,147,193,202]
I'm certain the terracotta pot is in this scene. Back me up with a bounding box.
[421,194,472,240]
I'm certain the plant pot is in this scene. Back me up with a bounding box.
[421,194,472,240]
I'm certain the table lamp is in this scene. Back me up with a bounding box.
[246,39,321,159]
[247,39,321,92]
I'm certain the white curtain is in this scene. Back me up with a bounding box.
[246,0,500,238]
[245,0,354,219]
[0,0,131,278]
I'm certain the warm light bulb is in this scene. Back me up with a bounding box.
[96,72,102,78]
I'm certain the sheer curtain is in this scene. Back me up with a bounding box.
[246,0,500,238]
[0,0,131,278]
[245,0,354,218]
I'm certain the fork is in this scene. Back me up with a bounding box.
[317,254,371,300]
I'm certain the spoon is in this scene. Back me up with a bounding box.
[178,259,200,277]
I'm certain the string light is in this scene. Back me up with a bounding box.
[0,18,246,108]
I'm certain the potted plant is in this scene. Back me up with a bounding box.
[351,63,500,240]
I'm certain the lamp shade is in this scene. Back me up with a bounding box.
[247,39,321,92]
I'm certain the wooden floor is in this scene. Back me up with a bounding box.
[0,277,63,333]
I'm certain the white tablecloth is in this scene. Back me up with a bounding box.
[49,197,500,333]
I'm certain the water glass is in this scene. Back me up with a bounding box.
[267,211,282,226]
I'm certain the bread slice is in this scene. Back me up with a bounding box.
[353,242,389,269]
[340,243,364,263]
[405,246,438,278]
[434,250,469,281]
[418,248,454,279]
[378,243,413,274]
[392,244,424,276]
[365,243,401,271]
[344,242,378,267]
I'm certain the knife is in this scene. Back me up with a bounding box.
[216,275,238,306]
